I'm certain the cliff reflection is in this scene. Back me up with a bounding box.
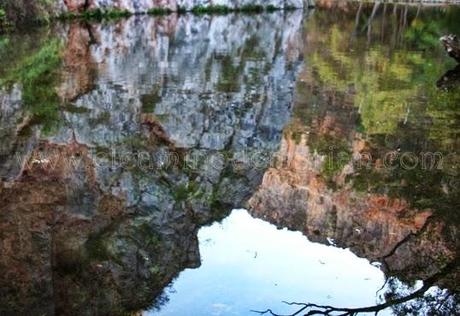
[0,12,303,315]
[250,2,459,314]
[0,2,459,315]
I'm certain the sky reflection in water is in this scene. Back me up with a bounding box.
[149,209,389,316]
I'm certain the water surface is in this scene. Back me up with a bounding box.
[0,2,459,315]
[148,209,389,316]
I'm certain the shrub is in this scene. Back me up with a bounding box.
[239,4,264,13]
[0,8,9,31]
[191,5,231,15]
[147,7,172,15]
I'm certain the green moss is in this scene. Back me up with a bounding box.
[173,181,203,202]
[141,87,162,113]
[147,7,172,15]
[135,222,161,248]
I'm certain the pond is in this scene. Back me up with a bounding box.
[147,209,390,315]
[0,1,459,315]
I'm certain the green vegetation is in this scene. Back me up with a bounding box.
[0,35,9,49]
[304,7,459,136]
[215,34,271,93]
[0,9,5,21]
[305,133,353,181]
[89,111,111,126]
[86,233,112,262]
[59,8,133,21]
[217,55,242,93]
[0,8,12,32]
[239,4,264,13]
[3,2,299,27]
[57,4,295,21]
[322,150,352,181]
[191,5,231,15]
[173,181,204,202]
[1,0,67,26]
[1,38,63,135]
[141,86,162,113]
[147,7,173,15]
[62,104,91,114]
[177,6,187,14]
[190,4,290,15]
[297,4,460,221]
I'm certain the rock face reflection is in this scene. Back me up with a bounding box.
[249,134,454,278]
[250,2,460,310]
[0,13,303,315]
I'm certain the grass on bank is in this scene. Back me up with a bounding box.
[190,4,289,15]
[60,4,297,21]
[2,3,300,31]
[147,7,173,15]
[59,8,133,21]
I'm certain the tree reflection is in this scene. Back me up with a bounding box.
[252,2,460,315]
[253,257,459,315]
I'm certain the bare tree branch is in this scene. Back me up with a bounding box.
[252,257,459,316]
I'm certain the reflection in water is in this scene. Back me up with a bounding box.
[250,1,460,314]
[0,1,459,315]
[0,12,303,315]
[147,209,388,316]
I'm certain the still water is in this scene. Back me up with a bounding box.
[148,209,389,315]
[0,1,459,315]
